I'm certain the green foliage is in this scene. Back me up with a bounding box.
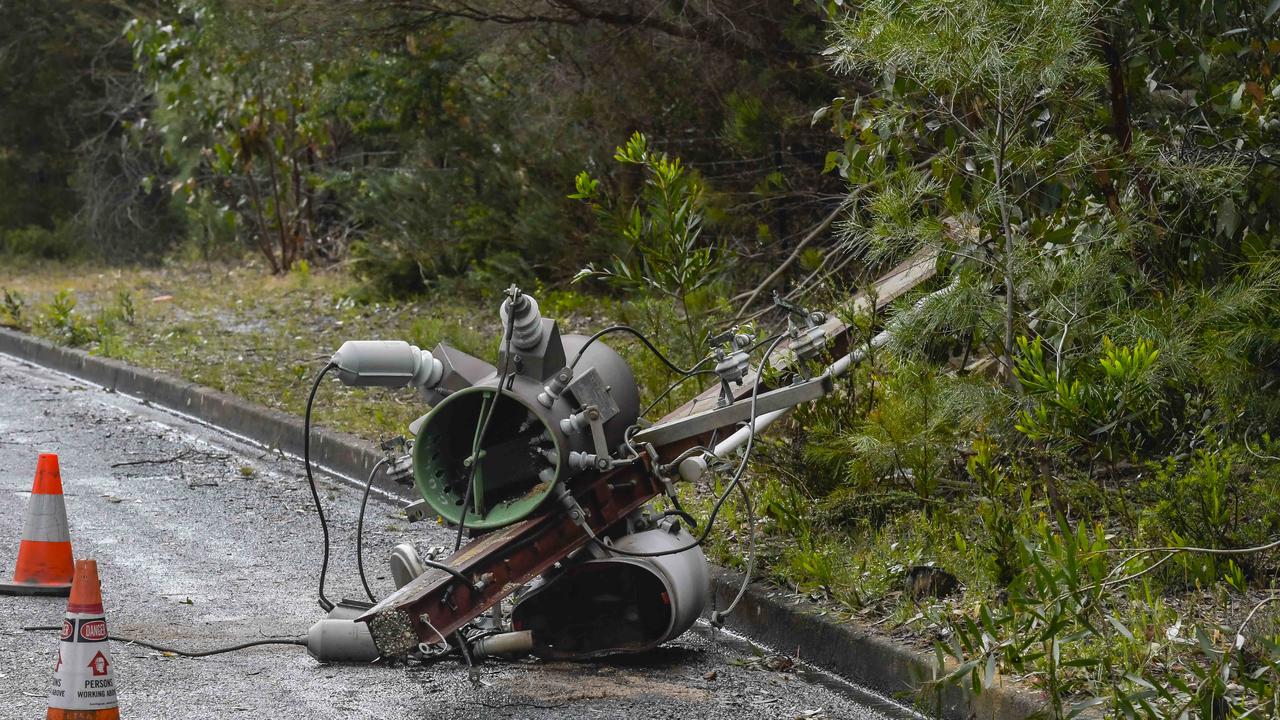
[968,439,1028,585]
[1014,335,1166,464]
[832,360,1000,505]
[0,224,80,262]
[128,7,335,272]
[1139,448,1280,583]
[38,290,95,347]
[0,288,27,330]
[0,2,120,232]
[932,519,1114,719]
[0,1,178,260]
[574,132,726,359]
[32,288,141,351]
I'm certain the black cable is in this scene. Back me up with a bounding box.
[717,475,757,620]
[639,370,721,418]
[22,626,305,657]
[586,334,786,559]
[568,325,706,376]
[454,630,475,669]
[637,332,784,419]
[421,558,482,592]
[454,293,519,551]
[357,457,390,604]
[304,362,337,612]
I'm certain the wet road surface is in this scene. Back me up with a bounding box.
[0,353,918,719]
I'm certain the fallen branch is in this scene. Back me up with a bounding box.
[110,448,230,468]
[732,202,844,320]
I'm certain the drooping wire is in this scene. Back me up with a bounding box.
[22,626,305,657]
[568,325,706,375]
[585,333,786,559]
[637,332,785,419]
[454,292,519,552]
[304,362,338,613]
[357,457,391,603]
[718,475,756,620]
[639,370,721,418]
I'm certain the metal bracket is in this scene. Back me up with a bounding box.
[629,373,833,447]
[404,499,431,523]
[565,367,618,422]
[584,405,611,458]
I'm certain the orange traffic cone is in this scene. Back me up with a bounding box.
[48,559,120,719]
[0,454,74,596]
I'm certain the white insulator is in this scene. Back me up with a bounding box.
[677,455,708,483]
[331,341,443,389]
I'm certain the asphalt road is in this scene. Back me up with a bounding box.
[0,353,918,720]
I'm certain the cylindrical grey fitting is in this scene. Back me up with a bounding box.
[500,294,544,350]
[307,618,380,662]
[559,411,591,435]
[537,367,572,408]
[471,630,535,659]
[389,542,426,589]
[331,341,443,388]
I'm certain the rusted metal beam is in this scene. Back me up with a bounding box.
[358,449,681,655]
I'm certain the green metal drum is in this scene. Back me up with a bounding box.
[413,384,563,530]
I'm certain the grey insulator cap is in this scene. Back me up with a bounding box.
[331,340,444,388]
[499,294,544,350]
[306,618,380,663]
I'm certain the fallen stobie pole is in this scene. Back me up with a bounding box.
[677,271,959,482]
[311,249,941,662]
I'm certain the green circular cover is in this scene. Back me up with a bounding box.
[413,385,562,530]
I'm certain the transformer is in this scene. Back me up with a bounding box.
[329,287,711,661]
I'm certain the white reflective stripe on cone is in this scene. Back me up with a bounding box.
[21,492,71,543]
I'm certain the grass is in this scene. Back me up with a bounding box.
[0,257,704,444]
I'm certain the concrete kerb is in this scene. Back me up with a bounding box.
[708,569,1047,719]
[0,326,1046,720]
[0,327,385,490]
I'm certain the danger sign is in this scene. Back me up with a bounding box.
[79,620,108,642]
[48,611,118,713]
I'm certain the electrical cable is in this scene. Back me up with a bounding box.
[454,292,519,552]
[454,630,475,669]
[638,332,784,419]
[584,334,785,559]
[568,325,707,376]
[22,626,305,657]
[304,362,338,613]
[357,457,390,603]
[420,558,482,592]
[718,476,757,620]
[639,370,721,418]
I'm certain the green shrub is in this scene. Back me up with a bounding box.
[1140,448,1280,583]
[0,224,79,261]
[0,288,26,329]
[38,290,96,346]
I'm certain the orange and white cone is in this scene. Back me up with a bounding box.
[0,454,74,596]
[48,559,120,720]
